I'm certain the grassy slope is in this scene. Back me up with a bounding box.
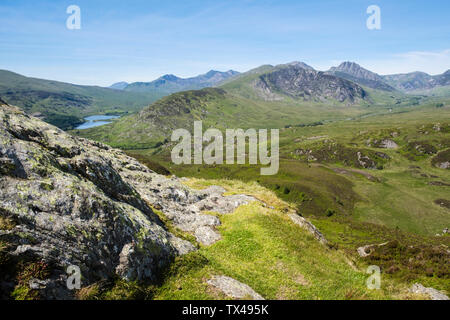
[0,70,162,129]
[77,179,416,300]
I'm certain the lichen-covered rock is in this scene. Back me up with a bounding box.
[410,283,449,300]
[207,275,264,300]
[288,213,328,245]
[356,242,389,257]
[0,102,255,299]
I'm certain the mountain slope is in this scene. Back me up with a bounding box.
[0,70,160,130]
[256,64,368,103]
[221,63,369,103]
[109,82,129,90]
[383,70,450,92]
[75,63,402,149]
[327,62,396,92]
[123,70,239,94]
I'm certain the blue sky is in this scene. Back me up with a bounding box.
[0,0,449,86]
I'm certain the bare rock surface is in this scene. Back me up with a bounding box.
[380,139,398,149]
[129,176,257,245]
[207,276,265,300]
[357,242,389,257]
[410,283,449,300]
[438,161,450,169]
[0,102,255,298]
[288,214,328,245]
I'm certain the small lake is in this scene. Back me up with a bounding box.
[75,115,120,130]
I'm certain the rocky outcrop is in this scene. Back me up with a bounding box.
[437,162,450,169]
[410,283,449,300]
[366,138,398,149]
[137,182,256,246]
[207,276,264,300]
[0,102,255,298]
[431,149,450,169]
[288,214,328,245]
[357,242,389,257]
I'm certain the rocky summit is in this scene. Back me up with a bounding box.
[0,101,255,299]
[255,65,368,104]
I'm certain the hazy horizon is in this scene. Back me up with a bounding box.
[2,58,450,88]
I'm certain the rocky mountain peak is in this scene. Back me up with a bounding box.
[327,62,396,91]
[159,74,180,82]
[285,61,315,70]
[329,61,382,81]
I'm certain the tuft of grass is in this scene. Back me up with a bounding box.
[11,261,51,300]
[0,215,16,230]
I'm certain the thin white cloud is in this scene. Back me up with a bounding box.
[360,49,450,75]
[313,49,450,75]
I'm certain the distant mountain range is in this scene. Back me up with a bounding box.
[1,62,449,132]
[110,70,240,94]
[383,70,450,92]
[76,62,416,149]
[327,61,450,93]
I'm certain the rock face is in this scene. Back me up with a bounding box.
[256,65,368,104]
[207,276,264,300]
[0,102,255,298]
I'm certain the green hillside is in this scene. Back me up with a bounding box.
[0,70,163,129]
